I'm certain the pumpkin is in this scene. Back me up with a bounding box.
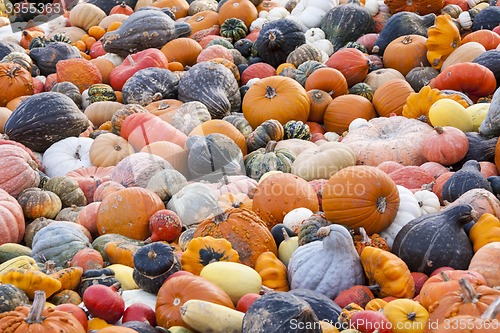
[140,142,188,177]
[56,58,102,93]
[360,246,415,298]
[307,89,332,123]
[429,62,496,102]
[252,172,319,229]
[363,68,406,93]
[96,187,165,240]
[254,251,288,292]
[253,18,305,68]
[323,94,376,134]
[428,98,473,132]
[341,116,434,166]
[419,269,488,311]
[3,92,89,152]
[304,67,348,100]
[155,274,234,329]
[178,61,240,119]
[372,79,415,117]
[348,83,374,102]
[161,38,202,67]
[181,236,240,275]
[101,10,191,57]
[382,298,429,333]
[334,285,375,309]
[244,140,296,181]
[291,141,356,181]
[0,63,33,107]
[171,101,211,135]
[189,119,247,155]
[194,207,277,267]
[0,284,29,313]
[246,119,284,153]
[145,99,183,123]
[468,241,500,287]
[51,82,83,108]
[16,188,62,220]
[322,165,399,235]
[0,190,24,247]
[89,133,134,167]
[122,68,179,107]
[441,42,486,71]
[405,66,439,92]
[0,143,40,198]
[167,182,218,227]
[392,204,475,275]
[325,48,370,87]
[66,166,114,204]
[469,213,500,252]
[0,290,85,332]
[382,35,429,76]
[287,224,366,300]
[84,101,122,128]
[43,176,87,208]
[421,126,469,166]
[41,137,93,178]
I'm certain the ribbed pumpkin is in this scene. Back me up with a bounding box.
[96,187,165,240]
[252,173,319,229]
[307,89,332,123]
[217,0,258,28]
[384,0,444,15]
[89,133,135,167]
[372,79,414,117]
[0,143,40,197]
[0,188,25,245]
[242,75,310,129]
[304,67,348,100]
[0,63,34,107]
[322,165,400,235]
[160,38,203,67]
[382,35,429,76]
[323,94,376,134]
[187,10,219,35]
[189,119,247,155]
[193,207,277,268]
[324,48,370,87]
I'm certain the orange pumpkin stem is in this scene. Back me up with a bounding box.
[25,291,46,324]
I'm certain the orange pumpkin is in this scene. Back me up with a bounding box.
[151,0,189,19]
[307,90,332,123]
[161,38,203,67]
[218,0,258,28]
[89,132,135,167]
[194,207,277,267]
[19,30,44,49]
[0,107,12,132]
[322,165,400,235]
[243,75,310,129]
[96,187,165,240]
[469,242,500,288]
[252,173,319,229]
[323,94,376,134]
[188,10,220,35]
[145,99,184,123]
[56,58,102,93]
[0,63,34,107]
[140,141,188,175]
[155,274,234,329]
[372,79,414,117]
[304,67,348,99]
[324,48,370,87]
[89,58,115,85]
[382,35,429,76]
[461,29,500,50]
[384,0,444,15]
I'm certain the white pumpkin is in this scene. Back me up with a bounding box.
[290,0,339,31]
[413,190,441,215]
[250,17,268,31]
[267,7,290,21]
[99,53,124,67]
[348,118,369,131]
[304,28,326,43]
[323,132,341,142]
[458,11,472,30]
[380,185,422,247]
[310,39,334,56]
[42,137,94,177]
[81,89,90,110]
[291,141,356,181]
[364,0,380,16]
[166,182,218,227]
[283,207,314,233]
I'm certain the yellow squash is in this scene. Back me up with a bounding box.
[428,98,473,132]
[0,255,38,274]
[180,299,244,333]
[106,264,140,290]
[469,213,500,252]
[426,14,461,70]
[0,268,62,299]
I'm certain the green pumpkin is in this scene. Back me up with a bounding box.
[0,284,29,313]
[79,268,119,295]
[206,37,234,49]
[246,119,284,153]
[220,18,248,42]
[222,113,253,138]
[294,60,326,87]
[50,33,72,44]
[28,36,47,50]
[88,83,117,104]
[283,120,311,140]
[132,242,181,294]
[343,41,367,54]
[349,82,374,102]
[245,140,296,181]
[297,213,330,246]
[43,176,87,207]
[0,243,32,265]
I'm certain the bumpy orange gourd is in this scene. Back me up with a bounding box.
[469,214,500,252]
[254,251,289,291]
[181,236,240,275]
[426,14,461,70]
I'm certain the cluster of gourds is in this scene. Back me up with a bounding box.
[1,0,500,332]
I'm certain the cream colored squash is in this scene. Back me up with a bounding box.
[466,103,490,132]
[180,300,244,333]
[441,42,486,71]
[200,261,262,304]
[428,98,473,132]
[275,139,317,157]
[69,3,107,31]
[291,141,356,181]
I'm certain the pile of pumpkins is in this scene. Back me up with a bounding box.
[1,0,500,332]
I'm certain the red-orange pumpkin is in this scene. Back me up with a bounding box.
[324,48,370,87]
[304,67,348,99]
[372,79,414,117]
[323,94,376,134]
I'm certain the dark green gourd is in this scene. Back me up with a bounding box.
[442,160,493,203]
[391,204,475,275]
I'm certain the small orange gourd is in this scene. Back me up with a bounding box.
[254,251,289,291]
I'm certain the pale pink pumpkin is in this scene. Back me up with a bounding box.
[0,188,25,245]
[421,126,469,166]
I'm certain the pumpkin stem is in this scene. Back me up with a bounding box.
[43,260,58,275]
[148,249,157,260]
[357,227,371,245]
[6,65,22,78]
[265,86,277,99]
[281,227,291,241]
[401,35,413,45]
[376,197,387,213]
[481,297,500,320]
[440,271,451,281]
[265,140,277,153]
[25,290,46,324]
[367,284,380,291]
[434,126,444,134]
[213,206,229,225]
[125,54,135,66]
[407,311,417,321]
[459,278,478,303]
[157,102,170,110]
[260,285,274,294]
[315,226,331,239]
[417,115,429,124]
